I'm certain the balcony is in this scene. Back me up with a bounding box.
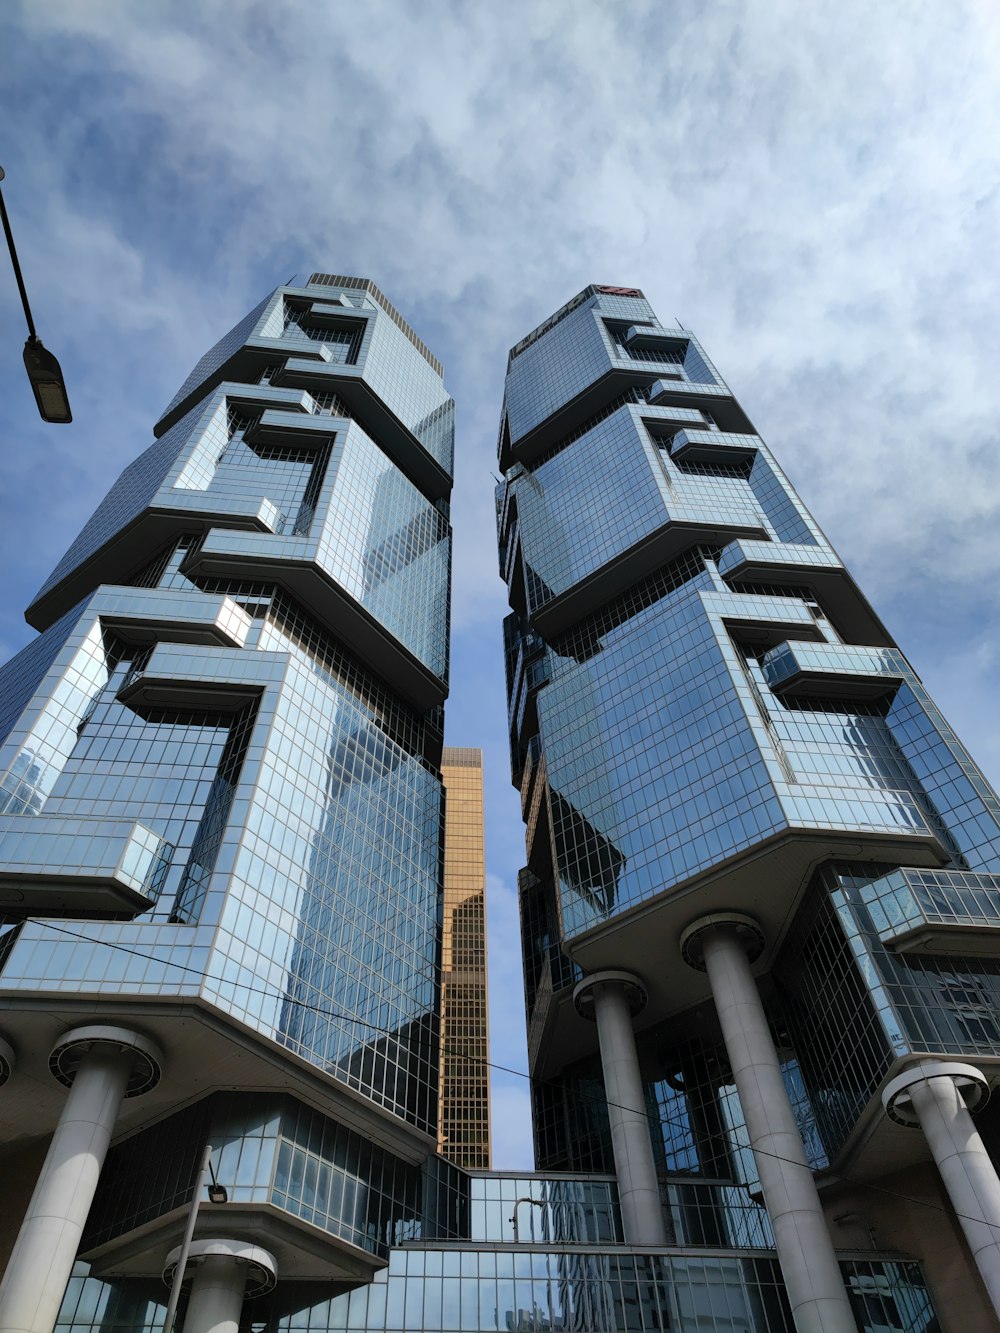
[862,866,1000,957]
[245,406,343,448]
[0,817,172,917]
[276,351,452,501]
[98,588,253,650]
[669,428,760,465]
[719,539,896,647]
[762,641,905,700]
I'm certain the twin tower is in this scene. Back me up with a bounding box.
[1,276,999,1332]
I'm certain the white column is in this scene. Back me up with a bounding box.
[0,1025,162,1333]
[0,1033,15,1086]
[166,1240,276,1333]
[573,970,667,1246]
[883,1061,1000,1316]
[680,914,856,1333]
[184,1256,247,1333]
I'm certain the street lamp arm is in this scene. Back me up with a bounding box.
[0,170,38,340]
[0,165,72,422]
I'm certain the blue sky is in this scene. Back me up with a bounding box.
[1,0,999,1168]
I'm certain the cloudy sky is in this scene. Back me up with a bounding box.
[1,0,999,1167]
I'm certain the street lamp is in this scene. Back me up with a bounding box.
[207,1156,229,1205]
[161,1145,229,1333]
[0,166,72,423]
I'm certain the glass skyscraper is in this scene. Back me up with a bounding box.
[437,747,490,1170]
[498,284,1000,1330]
[0,275,460,1332]
[0,274,989,1333]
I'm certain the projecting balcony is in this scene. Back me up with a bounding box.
[276,351,452,501]
[720,595,825,652]
[307,299,368,324]
[762,641,905,700]
[26,495,283,633]
[245,406,344,448]
[668,429,761,465]
[278,347,348,388]
[183,529,448,711]
[0,817,172,917]
[114,639,280,716]
[220,383,315,416]
[98,589,253,650]
[718,538,896,647]
[623,326,688,356]
[861,866,1000,957]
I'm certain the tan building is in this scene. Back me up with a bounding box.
[437,747,491,1169]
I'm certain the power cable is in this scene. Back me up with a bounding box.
[19,917,1000,1238]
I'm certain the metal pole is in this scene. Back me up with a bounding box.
[162,1144,213,1333]
[510,1197,546,1243]
[0,169,38,339]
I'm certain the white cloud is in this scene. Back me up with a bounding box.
[10,0,999,613]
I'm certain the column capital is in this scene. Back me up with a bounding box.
[164,1239,278,1297]
[0,1033,14,1086]
[572,969,647,1021]
[882,1060,990,1126]
[49,1024,164,1097]
[679,912,764,971]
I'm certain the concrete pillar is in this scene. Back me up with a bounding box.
[184,1256,246,1333]
[0,1025,163,1333]
[680,914,856,1333]
[164,1240,276,1333]
[573,970,667,1246]
[0,1034,15,1087]
[883,1061,1000,1317]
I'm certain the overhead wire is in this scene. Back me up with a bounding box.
[18,916,1000,1238]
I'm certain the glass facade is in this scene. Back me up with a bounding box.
[437,748,490,1170]
[0,277,461,1301]
[498,284,1000,1327]
[56,1254,939,1333]
[0,277,987,1330]
[84,1094,455,1259]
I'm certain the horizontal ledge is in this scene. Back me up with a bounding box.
[245,408,342,448]
[530,522,768,641]
[118,674,262,716]
[669,429,760,463]
[763,641,905,700]
[0,817,169,917]
[185,539,448,712]
[26,504,281,633]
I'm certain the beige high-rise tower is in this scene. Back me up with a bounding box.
[437,747,491,1169]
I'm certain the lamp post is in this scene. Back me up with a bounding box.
[0,165,72,423]
[161,1145,229,1333]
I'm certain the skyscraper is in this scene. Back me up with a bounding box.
[497,284,1000,1328]
[0,275,455,1333]
[437,747,490,1170]
[0,273,978,1333]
